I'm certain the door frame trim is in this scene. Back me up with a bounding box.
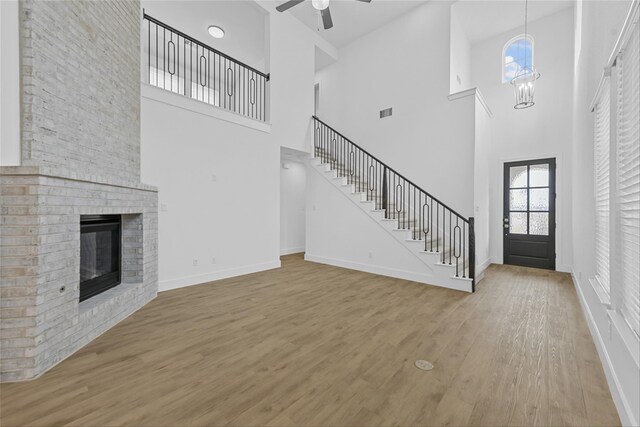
[496,152,565,270]
[503,157,556,270]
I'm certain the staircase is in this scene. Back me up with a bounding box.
[309,116,475,293]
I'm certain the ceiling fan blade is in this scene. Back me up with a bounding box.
[276,0,305,12]
[321,7,333,29]
[355,0,372,2]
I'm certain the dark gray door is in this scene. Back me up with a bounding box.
[503,158,556,270]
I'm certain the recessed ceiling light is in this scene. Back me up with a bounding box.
[208,25,225,39]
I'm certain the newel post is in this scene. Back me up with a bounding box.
[469,217,475,292]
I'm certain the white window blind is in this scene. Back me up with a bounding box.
[594,78,611,295]
[615,14,640,338]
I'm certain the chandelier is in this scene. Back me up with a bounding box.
[511,0,540,109]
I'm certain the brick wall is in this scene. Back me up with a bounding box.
[0,169,158,382]
[20,0,141,184]
[0,0,158,381]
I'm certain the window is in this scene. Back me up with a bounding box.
[502,35,534,83]
[614,13,639,338]
[592,5,639,340]
[593,78,611,297]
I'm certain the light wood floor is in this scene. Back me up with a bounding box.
[0,255,620,427]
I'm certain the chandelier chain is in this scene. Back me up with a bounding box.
[524,0,529,68]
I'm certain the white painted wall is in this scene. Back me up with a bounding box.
[450,3,472,93]
[571,1,639,426]
[141,88,280,291]
[139,1,337,290]
[470,8,575,272]
[267,7,318,153]
[305,165,439,284]
[0,0,20,166]
[473,92,493,276]
[280,159,306,255]
[311,1,494,282]
[315,1,475,218]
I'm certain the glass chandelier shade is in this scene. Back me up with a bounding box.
[511,65,540,109]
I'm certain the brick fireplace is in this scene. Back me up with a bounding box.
[0,0,158,381]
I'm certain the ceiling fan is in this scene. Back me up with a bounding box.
[276,0,372,30]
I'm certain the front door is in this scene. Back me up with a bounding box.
[503,158,556,270]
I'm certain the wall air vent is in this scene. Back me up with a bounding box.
[380,108,392,119]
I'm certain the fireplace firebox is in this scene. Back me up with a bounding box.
[80,215,122,302]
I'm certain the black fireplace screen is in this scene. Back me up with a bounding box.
[80,215,121,302]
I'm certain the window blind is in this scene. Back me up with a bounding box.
[615,15,640,338]
[594,78,611,295]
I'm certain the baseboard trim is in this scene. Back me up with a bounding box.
[304,254,471,292]
[159,260,281,292]
[571,270,637,427]
[280,247,305,256]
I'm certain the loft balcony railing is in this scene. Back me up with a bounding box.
[313,116,475,288]
[143,13,270,122]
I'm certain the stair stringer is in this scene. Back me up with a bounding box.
[306,157,473,292]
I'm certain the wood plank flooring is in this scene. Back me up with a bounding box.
[0,255,620,426]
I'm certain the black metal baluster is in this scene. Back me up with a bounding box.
[418,192,422,241]
[147,19,151,84]
[396,182,402,229]
[454,217,461,277]
[207,50,216,105]
[168,34,175,92]
[423,202,430,251]
[321,124,324,159]
[163,27,166,89]
[469,217,475,289]
[259,75,262,121]
[376,162,380,209]
[155,23,158,86]
[408,184,411,234]
[449,212,452,265]
[319,122,323,161]
[429,198,433,251]
[411,187,415,239]
[339,137,343,177]
[434,202,439,253]
[383,167,388,218]
[463,222,467,278]
[322,124,326,163]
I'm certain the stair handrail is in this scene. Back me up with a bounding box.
[144,13,270,80]
[313,115,475,289]
[312,116,468,223]
[144,12,270,122]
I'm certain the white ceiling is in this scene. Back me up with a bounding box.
[143,1,268,70]
[283,0,429,48]
[453,0,575,45]
[142,0,575,72]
